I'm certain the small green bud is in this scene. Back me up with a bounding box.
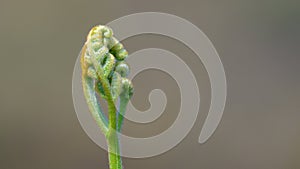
[115,61,130,77]
[115,49,128,60]
[121,78,133,99]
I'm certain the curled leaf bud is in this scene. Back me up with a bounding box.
[101,26,113,38]
[120,78,133,99]
[115,49,128,60]
[83,25,133,100]
[115,61,130,77]
[109,38,128,61]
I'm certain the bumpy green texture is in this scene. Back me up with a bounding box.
[81,25,133,169]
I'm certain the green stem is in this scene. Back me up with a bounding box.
[107,129,122,169]
[117,97,129,132]
[106,96,122,169]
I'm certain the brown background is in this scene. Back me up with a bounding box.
[1,0,300,169]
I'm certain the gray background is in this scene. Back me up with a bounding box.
[1,0,299,169]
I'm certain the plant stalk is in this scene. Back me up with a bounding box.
[107,129,122,169]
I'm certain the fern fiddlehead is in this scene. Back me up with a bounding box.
[81,25,133,169]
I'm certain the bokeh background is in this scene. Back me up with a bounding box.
[1,0,300,169]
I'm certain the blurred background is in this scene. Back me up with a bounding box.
[1,0,299,169]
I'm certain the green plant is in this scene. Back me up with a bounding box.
[81,25,133,169]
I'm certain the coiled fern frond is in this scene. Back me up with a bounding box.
[80,25,133,169]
